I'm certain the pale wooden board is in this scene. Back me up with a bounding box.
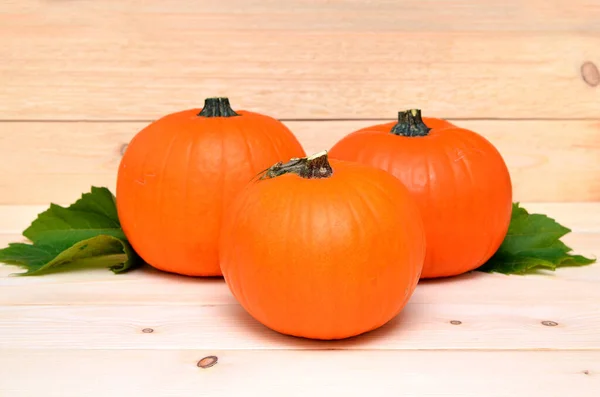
[1,349,598,397]
[1,231,598,306]
[0,235,599,305]
[1,229,599,350]
[1,298,599,350]
[1,202,598,307]
[1,120,599,204]
[2,1,599,392]
[1,205,596,350]
[3,0,599,32]
[1,1,599,119]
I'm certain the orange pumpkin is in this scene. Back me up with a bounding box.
[219,151,426,340]
[329,110,512,279]
[116,97,306,276]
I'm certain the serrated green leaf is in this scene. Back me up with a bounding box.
[0,186,143,276]
[23,186,122,243]
[477,202,596,275]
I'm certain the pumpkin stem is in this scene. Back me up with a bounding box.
[258,150,334,180]
[390,109,431,137]
[198,97,239,117]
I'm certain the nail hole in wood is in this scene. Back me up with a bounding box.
[197,355,218,369]
[141,328,154,333]
[450,320,462,325]
[541,320,558,327]
[120,143,129,156]
[581,61,600,87]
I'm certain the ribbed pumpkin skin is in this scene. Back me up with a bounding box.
[116,108,306,276]
[328,119,512,279]
[219,159,426,340]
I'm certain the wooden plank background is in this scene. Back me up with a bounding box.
[2,350,598,396]
[1,3,600,394]
[0,0,599,204]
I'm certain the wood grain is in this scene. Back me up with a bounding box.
[2,119,599,204]
[3,0,600,32]
[1,1,599,119]
[1,204,598,352]
[1,349,598,397]
[1,1,599,394]
[1,300,599,350]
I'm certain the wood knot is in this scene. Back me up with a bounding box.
[120,143,129,156]
[141,328,154,333]
[197,355,218,369]
[581,62,599,87]
[450,320,462,325]
[541,320,558,327]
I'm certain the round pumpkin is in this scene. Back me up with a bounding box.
[328,109,512,279]
[219,151,426,340]
[116,97,306,276]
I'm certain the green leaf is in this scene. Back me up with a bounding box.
[477,202,596,275]
[0,235,138,276]
[0,186,142,276]
[23,186,123,243]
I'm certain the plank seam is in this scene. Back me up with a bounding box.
[1,118,600,123]
[1,347,598,352]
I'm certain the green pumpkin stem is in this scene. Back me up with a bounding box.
[198,97,239,117]
[259,150,334,180]
[390,109,431,137]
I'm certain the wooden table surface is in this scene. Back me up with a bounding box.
[1,203,599,396]
[1,0,599,395]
